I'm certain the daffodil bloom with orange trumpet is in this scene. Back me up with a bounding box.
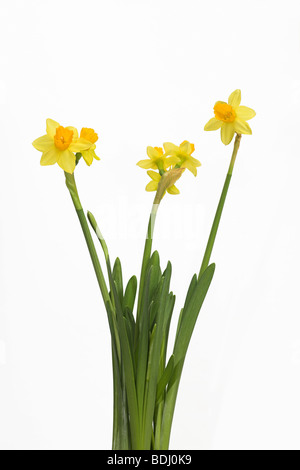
[32,119,99,173]
[204,89,256,145]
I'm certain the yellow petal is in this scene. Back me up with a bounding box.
[145,180,158,192]
[147,146,160,160]
[181,160,198,176]
[167,185,180,195]
[81,149,94,166]
[137,159,155,169]
[221,123,235,145]
[228,89,241,108]
[147,170,161,182]
[67,126,79,139]
[69,138,92,152]
[57,150,76,174]
[180,141,191,154]
[204,117,222,131]
[32,135,54,152]
[40,148,58,166]
[189,156,201,167]
[163,142,179,155]
[234,119,252,135]
[165,156,180,168]
[235,106,256,121]
[82,148,100,165]
[46,119,60,138]
[90,149,99,161]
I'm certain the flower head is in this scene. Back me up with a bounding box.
[79,128,100,166]
[204,89,256,145]
[163,141,201,176]
[137,146,179,172]
[32,119,96,174]
[140,141,197,199]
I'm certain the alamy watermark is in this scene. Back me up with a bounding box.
[98,199,206,243]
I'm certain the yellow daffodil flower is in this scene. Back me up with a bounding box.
[32,119,94,174]
[79,128,100,166]
[145,170,180,195]
[163,141,201,176]
[137,146,179,172]
[204,89,256,145]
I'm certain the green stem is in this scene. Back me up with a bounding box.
[65,172,112,307]
[199,133,241,277]
[76,210,113,303]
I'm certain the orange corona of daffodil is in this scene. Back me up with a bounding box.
[79,128,100,166]
[204,89,256,145]
[145,170,180,195]
[32,119,94,174]
[137,146,179,172]
[163,141,201,176]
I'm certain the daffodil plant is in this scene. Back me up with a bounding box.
[33,89,255,450]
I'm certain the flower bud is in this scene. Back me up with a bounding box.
[154,167,185,204]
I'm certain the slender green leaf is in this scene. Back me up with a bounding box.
[146,323,157,382]
[124,306,135,330]
[173,264,215,361]
[156,355,174,403]
[112,341,130,450]
[142,262,172,449]
[183,274,198,311]
[113,257,123,303]
[175,308,184,343]
[160,293,175,373]
[124,315,134,358]
[149,250,160,270]
[106,274,140,449]
[160,264,215,450]
[174,274,197,344]
[123,275,137,313]
[135,251,161,352]
[136,263,161,420]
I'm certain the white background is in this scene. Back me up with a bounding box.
[0,0,300,450]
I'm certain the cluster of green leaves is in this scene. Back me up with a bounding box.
[88,211,215,450]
